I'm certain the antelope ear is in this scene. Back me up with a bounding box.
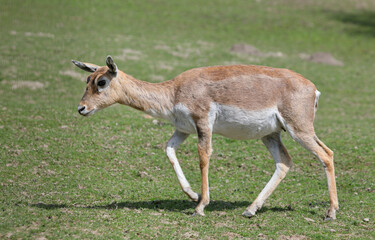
[106,55,118,74]
[72,60,98,73]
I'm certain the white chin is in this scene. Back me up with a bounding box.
[80,108,97,116]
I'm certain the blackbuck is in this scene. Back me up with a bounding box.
[72,56,338,219]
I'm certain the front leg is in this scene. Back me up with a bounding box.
[194,124,213,216]
[166,130,200,202]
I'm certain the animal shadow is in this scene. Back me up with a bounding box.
[32,199,294,215]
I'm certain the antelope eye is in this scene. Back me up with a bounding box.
[97,78,109,92]
[98,80,107,87]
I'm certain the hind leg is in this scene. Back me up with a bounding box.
[243,132,293,217]
[292,131,339,220]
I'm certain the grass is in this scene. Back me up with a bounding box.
[1,0,375,239]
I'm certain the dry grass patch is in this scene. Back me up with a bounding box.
[2,80,47,90]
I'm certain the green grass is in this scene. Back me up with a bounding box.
[1,0,375,239]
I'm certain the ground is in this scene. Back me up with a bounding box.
[0,0,374,239]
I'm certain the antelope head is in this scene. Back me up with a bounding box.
[72,56,120,116]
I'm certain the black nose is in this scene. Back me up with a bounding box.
[77,105,85,113]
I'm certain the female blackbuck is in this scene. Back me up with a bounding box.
[72,56,338,219]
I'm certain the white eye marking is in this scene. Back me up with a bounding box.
[97,78,109,92]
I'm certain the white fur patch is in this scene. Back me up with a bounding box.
[145,108,173,121]
[170,103,197,134]
[168,102,282,140]
[210,103,282,140]
[314,90,321,114]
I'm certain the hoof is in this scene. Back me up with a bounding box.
[190,194,201,203]
[242,210,255,218]
[325,214,336,221]
[325,209,336,221]
[186,190,200,202]
[192,211,205,217]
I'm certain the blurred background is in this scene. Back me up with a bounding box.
[1,0,374,238]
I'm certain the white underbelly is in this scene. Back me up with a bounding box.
[211,104,281,140]
[170,103,282,139]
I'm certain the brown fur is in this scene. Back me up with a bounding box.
[82,65,317,120]
[75,59,338,219]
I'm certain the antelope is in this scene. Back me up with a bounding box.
[72,56,338,220]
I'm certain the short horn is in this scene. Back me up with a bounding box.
[72,60,98,73]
